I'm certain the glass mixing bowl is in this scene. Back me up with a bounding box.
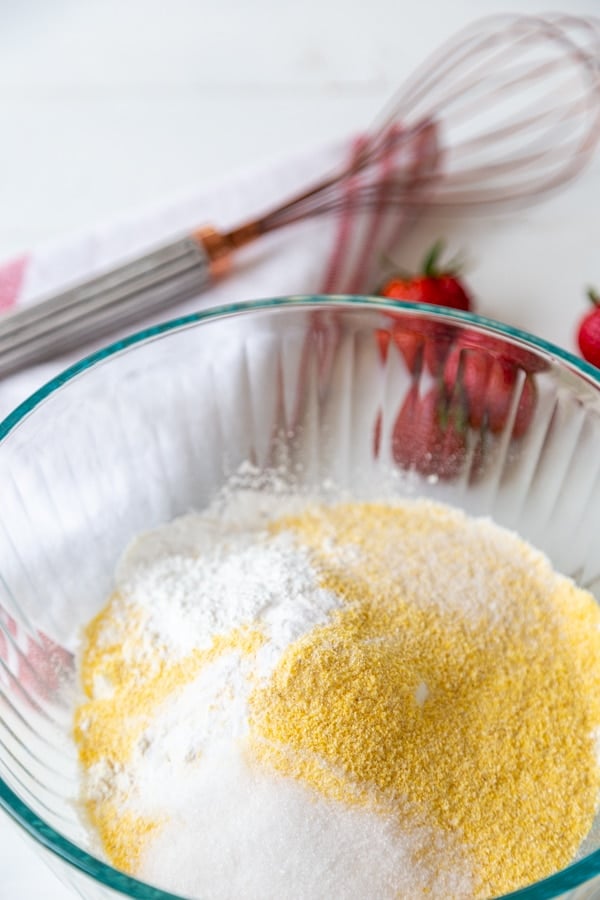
[1,297,600,900]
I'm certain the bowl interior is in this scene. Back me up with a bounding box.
[2,297,600,900]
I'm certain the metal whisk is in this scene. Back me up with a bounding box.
[0,12,599,377]
[250,12,600,231]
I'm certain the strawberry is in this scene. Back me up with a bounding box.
[375,323,427,372]
[443,344,490,429]
[444,340,537,439]
[392,384,467,480]
[0,611,72,702]
[378,240,473,312]
[456,328,548,375]
[577,289,600,369]
[376,241,472,376]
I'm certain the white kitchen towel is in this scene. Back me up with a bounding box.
[0,126,432,421]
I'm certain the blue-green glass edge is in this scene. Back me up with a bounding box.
[0,779,183,900]
[2,295,600,444]
[1,294,599,899]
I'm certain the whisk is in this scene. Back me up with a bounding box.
[0,12,599,377]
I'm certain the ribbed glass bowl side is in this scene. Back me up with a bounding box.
[1,296,600,900]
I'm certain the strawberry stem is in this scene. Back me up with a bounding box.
[422,240,445,278]
[587,287,600,307]
[446,249,467,276]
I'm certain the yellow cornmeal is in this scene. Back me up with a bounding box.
[74,499,600,897]
[250,503,600,896]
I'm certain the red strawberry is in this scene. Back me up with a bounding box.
[375,320,425,372]
[392,384,467,480]
[375,328,391,364]
[390,326,444,374]
[376,241,472,377]
[21,632,73,699]
[577,289,600,369]
[378,240,473,312]
[511,371,537,439]
[391,328,424,373]
[444,342,537,439]
[391,385,421,469]
[456,328,548,375]
[485,358,536,438]
[444,345,490,429]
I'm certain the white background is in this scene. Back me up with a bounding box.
[0,1,599,897]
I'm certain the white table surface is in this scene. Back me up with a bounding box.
[1,1,600,897]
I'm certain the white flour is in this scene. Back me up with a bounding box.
[116,516,341,666]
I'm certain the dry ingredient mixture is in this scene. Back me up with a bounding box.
[73,493,600,900]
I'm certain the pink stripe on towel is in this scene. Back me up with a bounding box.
[0,255,29,312]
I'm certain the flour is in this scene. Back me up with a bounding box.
[115,502,341,664]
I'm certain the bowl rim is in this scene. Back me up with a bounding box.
[1,294,600,900]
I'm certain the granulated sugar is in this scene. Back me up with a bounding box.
[74,492,600,899]
[138,742,472,900]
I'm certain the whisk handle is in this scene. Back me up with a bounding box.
[0,235,215,377]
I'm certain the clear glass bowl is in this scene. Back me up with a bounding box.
[1,296,600,900]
